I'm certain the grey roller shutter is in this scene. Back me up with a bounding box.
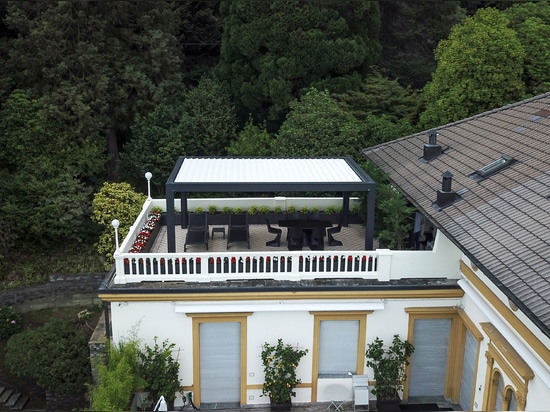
[459,329,477,410]
[318,320,359,377]
[200,322,241,404]
[409,318,451,397]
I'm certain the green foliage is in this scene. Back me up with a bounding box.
[261,339,308,404]
[0,306,22,339]
[375,185,414,250]
[420,8,525,129]
[216,0,381,123]
[122,77,237,191]
[138,337,181,405]
[92,182,146,268]
[247,205,259,215]
[227,118,273,156]
[0,90,101,252]
[365,335,415,399]
[333,68,420,124]
[208,205,218,214]
[274,206,283,214]
[359,161,414,250]
[6,319,92,395]
[272,89,362,161]
[4,1,184,178]
[89,338,145,411]
[377,2,466,88]
[504,2,550,95]
[222,206,233,214]
[259,206,270,214]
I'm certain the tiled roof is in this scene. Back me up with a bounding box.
[363,92,550,338]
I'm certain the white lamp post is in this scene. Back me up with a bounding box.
[145,172,153,200]
[112,219,120,251]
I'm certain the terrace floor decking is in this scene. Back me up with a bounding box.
[151,223,372,254]
[151,224,378,253]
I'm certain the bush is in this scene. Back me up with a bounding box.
[138,337,181,406]
[5,319,92,395]
[91,182,146,268]
[0,306,22,339]
[89,338,144,411]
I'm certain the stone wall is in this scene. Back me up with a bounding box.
[0,272,106,312]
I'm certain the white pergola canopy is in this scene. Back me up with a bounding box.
[165,157,376,250]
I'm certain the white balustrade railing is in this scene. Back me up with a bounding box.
[113,250,389,284]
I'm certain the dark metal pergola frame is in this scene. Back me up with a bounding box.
[165,156,376,251]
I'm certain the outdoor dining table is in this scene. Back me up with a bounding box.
[278,219,333,249]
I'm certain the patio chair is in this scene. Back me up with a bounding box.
[227,213,250,249]
[184,213,208,252]
[265,219,282,247]
[327,216,343,247]
[309,227,325,250]
[287,227,304,251]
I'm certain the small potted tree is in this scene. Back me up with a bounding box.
[261,339,308,411]
[365,334,415,412]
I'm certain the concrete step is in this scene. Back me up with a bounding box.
[5,393,20,409]
[0,389,13,404]
[11,395,29,410]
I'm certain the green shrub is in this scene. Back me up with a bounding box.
[222,206,233,214]
[274,206,283,214]
[286,206,297,214]
[194,207,204,213]
[208,205,218,214]
[89,338,144,411]
[324,205,337,214]
[0,306,22,339]
[234,207,243,214]
[300,206,309,214]
[259,205,270,214]
[247,205,259,215]
[6,319,92,395]
[139,337,181,406]
[92,182,146,268]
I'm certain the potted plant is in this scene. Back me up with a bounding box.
[365,334,415,412]
[261,339,308,411]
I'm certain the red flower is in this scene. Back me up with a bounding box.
[196,258,201,264]
[348,255,352,262]
[231,256,236,263]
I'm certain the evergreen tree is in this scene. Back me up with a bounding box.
[378,0,466,89]
[215,0,381,127]
[272,88,362,160]
[2,1,183,178]
[0,90,102,252]
[419,8,525,129]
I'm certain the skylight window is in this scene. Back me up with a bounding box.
[474,155,515,178]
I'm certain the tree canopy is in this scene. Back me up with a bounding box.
[419,7,525,129]
[215,0,381,126]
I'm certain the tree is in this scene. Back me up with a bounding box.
[333,68,420,124]
[215,0,381,126]
[419,8,525,129]
[6,319,92,395]
[271,88,362,160]
[227,117,273,156]
[504,1,550,96]
[89,338,145,412]
[0,90,102,252]
[138,337,181,408]
[2,1,183,178]
[120,77,237,191]
[377,1,466,89]
[91,182,146,267]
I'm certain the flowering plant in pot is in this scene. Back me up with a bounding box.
[365,334,415,412]
[261,339,308,411]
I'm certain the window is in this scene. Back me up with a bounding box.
[318,320,360,377]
